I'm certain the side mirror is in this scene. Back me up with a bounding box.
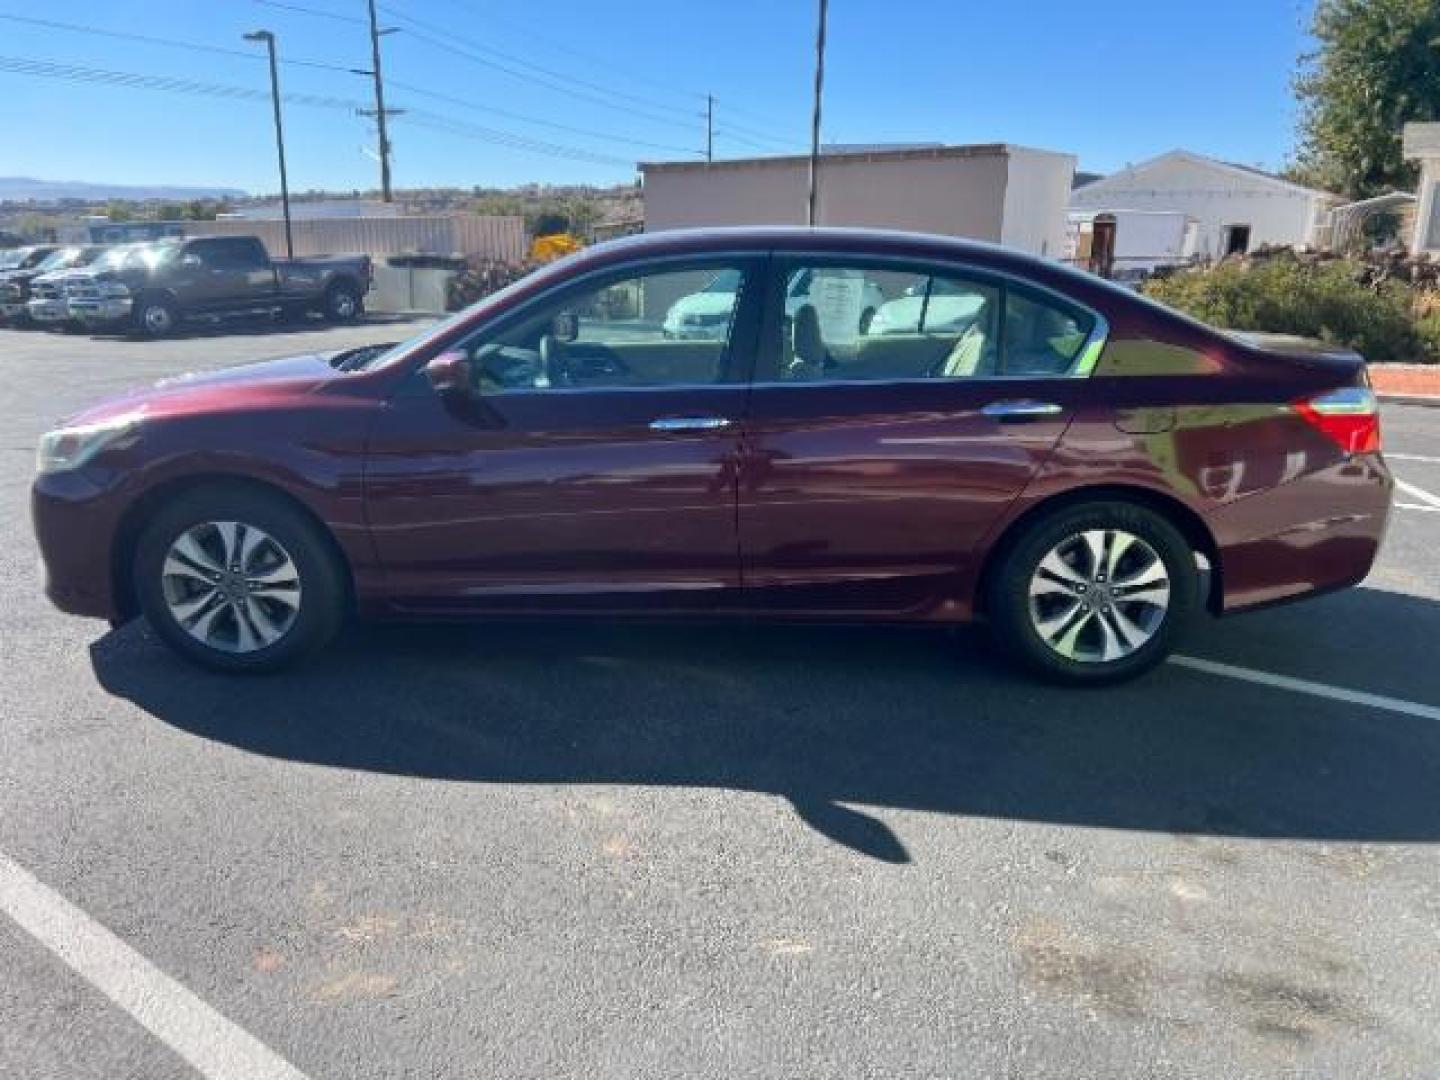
[550,311,579,344]
[423,349,473,396]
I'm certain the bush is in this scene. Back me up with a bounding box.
[1142,252,1433,364]
[446,257,535,312]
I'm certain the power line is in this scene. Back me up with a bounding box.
[0,12,356,74]
[421,0,707,105]
[252,0,366,25]
[382,17,703,137]
[401,114,631,168]
[0,54,363,109]
[388,78,701,157]
[0,54,642,170]
[379,1,699,121]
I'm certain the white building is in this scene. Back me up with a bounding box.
[641,144,1076,258]
[1403,123,1440,253]
[1069,150,1343,258]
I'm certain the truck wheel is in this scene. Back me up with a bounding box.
[323,281,363,323]
[134,295,179,338]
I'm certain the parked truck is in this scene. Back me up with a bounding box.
[65,235,372,337]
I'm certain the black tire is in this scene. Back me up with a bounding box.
[133,293,180,338]
[322,280,363,323]
[134,485,347,673]
[985,500,1198,685]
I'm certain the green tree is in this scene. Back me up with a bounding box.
[1290,0,1440,198]
[104,201,134,222]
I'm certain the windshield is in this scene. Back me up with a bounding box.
[344,260,556,371]
[34,247,89,273]
[89,246,137,272]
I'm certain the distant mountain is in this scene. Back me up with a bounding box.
[0,177,247,203]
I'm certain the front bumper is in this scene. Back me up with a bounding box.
[32,469,129,620]
[69,298,133,325]
[26,299,70,324]
[1208,454,1393,613]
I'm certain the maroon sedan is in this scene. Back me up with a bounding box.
[32,228,1392,682]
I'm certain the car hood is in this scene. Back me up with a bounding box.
[62,352,345,427]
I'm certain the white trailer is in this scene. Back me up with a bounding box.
[1066,209,1197,283]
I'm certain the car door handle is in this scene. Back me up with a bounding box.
[981,400,1065,422]
[649,416,733,432]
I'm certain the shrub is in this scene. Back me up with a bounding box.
[446,257,535,312]
[1142,252,1432,364]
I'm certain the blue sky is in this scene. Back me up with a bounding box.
[0,0,1314,195]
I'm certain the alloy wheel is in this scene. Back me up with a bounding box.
[1027,528,1171,663]
[160,521,302,653]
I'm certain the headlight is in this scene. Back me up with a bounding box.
[36,414,142,475]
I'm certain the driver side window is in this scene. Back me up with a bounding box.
[461,262,751,392]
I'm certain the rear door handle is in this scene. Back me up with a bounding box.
[981,400,1065,422]
[649,416,733,432]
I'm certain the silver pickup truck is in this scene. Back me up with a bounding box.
[66,235,372,337]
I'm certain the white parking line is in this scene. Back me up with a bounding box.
[1398,502,1440,513]
[1387,452,1440,465]
[1396,477,1440,510]
[0,852,309,1080]
[1170,655,1440,722]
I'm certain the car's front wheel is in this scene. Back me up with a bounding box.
[134,486,346,673]
[985,501,1198,684]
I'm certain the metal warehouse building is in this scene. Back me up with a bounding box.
[640,143,1077,258]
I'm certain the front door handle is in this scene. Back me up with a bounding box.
[981,400,1065,422]
[649,416,733,432]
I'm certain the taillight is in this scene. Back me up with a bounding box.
[1294,387,1381,454]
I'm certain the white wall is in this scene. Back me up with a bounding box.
[643,147,1072,256]
[1070,154,1330,257]
[1000,147,1076,257]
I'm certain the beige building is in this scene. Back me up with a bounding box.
[640,144,1076,258]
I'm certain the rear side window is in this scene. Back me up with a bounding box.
[769,258,1098,382]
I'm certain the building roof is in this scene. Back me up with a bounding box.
[1073,149,1342,201]
[640,142,1070,174]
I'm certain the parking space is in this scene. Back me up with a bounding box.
[1,323,1439,1077]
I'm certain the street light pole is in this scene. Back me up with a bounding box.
[244,30,293,260]
[806,0,828,227]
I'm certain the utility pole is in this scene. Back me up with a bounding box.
[806,0,828,227]
[706,94,714,163]
[243,30,293,259]
[360,0,401,201]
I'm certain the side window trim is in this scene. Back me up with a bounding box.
[756,251,1110,385]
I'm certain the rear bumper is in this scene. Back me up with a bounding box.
[32,470,129,620]
[1207,455,1393,614]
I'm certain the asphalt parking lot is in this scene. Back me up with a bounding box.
[2,320,1439,1078]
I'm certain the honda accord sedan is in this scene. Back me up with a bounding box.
[33,228,1392,683]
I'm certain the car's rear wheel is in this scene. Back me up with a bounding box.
[134,294,179,338]
[322,281,363,323]
[134,487,346,673]
[985,500,1198,684]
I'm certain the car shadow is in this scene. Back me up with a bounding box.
[90,586,1440,863]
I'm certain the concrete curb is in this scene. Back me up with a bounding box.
[1378,393,1440,409]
